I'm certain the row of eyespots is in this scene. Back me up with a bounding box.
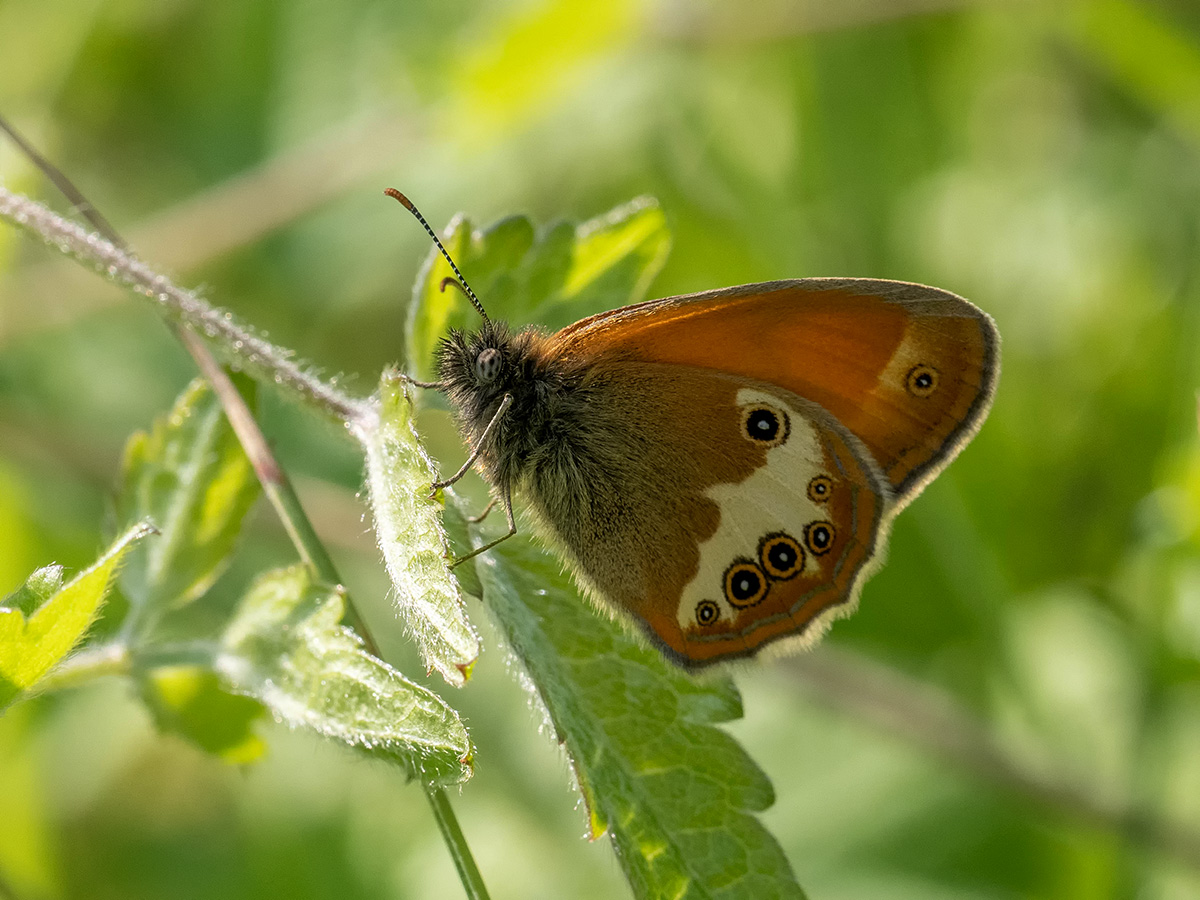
[695,521,838,625]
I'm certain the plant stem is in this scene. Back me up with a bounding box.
[173,326,378,657]
[38,640,222,696]
[36,643,131,693]
[0,187,369,427]
[0,184,487,899]
[427,786,492,900]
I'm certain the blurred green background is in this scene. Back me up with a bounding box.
[4,0,1200,897]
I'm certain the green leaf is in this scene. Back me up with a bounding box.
[468,508,805,900]
[441,494,483,602]
[140,665,267,764]
[404,198,670,379]
[538,196,671,331]
[3,566,64,618]
[358,372,480,686]
[217,565,472,785]
[0,523,154,711]
[117,377,261,631]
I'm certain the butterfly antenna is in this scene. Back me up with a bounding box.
[385,188,489,324]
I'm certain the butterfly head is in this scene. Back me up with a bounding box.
[437,320,538,426]
[438,319,511,392]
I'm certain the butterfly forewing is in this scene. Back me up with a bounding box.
[552,278,999,506]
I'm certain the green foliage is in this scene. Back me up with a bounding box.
[117,376,261,634]
[470,517,806,900]
[0,368,478,788]
[0,523,152,710]
[406,197,670,379]
[139,665,267,764]
[107,376,473,783]
[109,375,271,758]
[218,565,473,784]
[4,565,65,618]
[359,372,480,686]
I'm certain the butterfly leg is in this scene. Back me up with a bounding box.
[450,484,516,567]
[430,393,513,493]
[467,497,497,523]
[395,372,444,390]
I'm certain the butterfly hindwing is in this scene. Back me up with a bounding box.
[519,363,890,667]
[641,382,889,666]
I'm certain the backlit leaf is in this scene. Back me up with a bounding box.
[218,565,472,784]
[0,523,154,711]
[404,198,669,379]
[117,377,261,631]
[357,373,480,686]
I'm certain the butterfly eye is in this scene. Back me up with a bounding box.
[723,560,768,608]
[475,348,503,383]
[741,404,789,448]
[905,364,939,398]
[804,521,836,555]
[759,533,804,580]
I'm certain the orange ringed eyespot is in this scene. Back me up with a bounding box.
[804,521,835,555]
[906,364,939,398]
[807,476,832,503]
[759,533,805,579]
[723,560,768,608]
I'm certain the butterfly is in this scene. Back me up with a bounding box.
[390,191,1000,669]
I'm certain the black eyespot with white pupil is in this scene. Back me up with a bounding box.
[805,521,835,555]
[476,348,503,383]
[695,600,720,626]
[747,409,778,439]
[742,404,789,448]
[759,532,804,580]
[807,476,832,503]
[906,364,939,398]
[724,560,768,608]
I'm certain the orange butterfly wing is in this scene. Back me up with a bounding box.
[549,278,999,505]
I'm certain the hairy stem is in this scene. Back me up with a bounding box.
[0,187,369,426]
[35,643,131,693]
